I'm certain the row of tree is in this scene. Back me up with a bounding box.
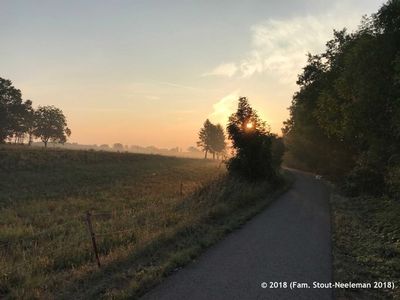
[0,78,71,147]
[283,0,400,196]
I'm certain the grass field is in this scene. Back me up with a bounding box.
[331,193,400,299]
[0,146,289,299]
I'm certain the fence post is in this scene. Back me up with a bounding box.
[180,181,183,197]
[85,211,101,268]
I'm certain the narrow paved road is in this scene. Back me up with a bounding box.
[142,170,332,300]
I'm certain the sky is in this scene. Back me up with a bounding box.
[0,0,385,149]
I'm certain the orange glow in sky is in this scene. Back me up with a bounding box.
[1,0,384,149]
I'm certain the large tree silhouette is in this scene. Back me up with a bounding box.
[283,0,400,195]
[197,119,213,159]
[197,119,226,159]
[34,106,71,147]
[0,77,71,146]
[227,97,277,180]
[0,77,27,142]
[210,124,226,160]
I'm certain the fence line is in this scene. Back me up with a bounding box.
[6,206,136,221]
[1,180,202,268]
[6,189,194,219]
[0,219,86,249]
[4,237,92,273]
[3,180,201,221]
[85,211,101,267]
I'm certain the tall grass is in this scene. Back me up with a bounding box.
[0,146,289,299]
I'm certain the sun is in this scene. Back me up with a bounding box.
[246,122,253,129]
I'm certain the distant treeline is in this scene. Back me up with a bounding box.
[24,141,205,158]
[0,78,71,147]
[284,0,400,196]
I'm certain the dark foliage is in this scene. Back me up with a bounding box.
[283,0,400,195]
[197,119,226,159]
[227,97,282,181]
[34,106,71,148]
[0,77,71,146]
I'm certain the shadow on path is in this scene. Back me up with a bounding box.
[142,170,332,300]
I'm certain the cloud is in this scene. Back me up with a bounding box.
[202,63,238,77]
[209,91,239,124]
[204,3,364,83]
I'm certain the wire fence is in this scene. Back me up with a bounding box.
[0,210,134,271]
[0,181,203,270]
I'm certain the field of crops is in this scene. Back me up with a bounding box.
[0,146,287,299]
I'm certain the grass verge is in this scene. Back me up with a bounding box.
[63,172,292,299]
[330,193,400,299]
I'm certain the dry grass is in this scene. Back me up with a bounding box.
[0,146,289,299]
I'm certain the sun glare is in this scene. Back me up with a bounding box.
[246,122,253,129]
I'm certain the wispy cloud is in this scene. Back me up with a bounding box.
[204,3,363,83]
[202,63,238,77]
[209,91,240,124]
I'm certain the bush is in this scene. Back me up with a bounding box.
[271,136,285,170]
[226,97,280,181]
[226,135,276,180]
[343,164,385,196]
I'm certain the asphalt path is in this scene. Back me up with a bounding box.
[142,169,332,300]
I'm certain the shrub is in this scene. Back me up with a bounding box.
[226,97,280,181]
[343,163,385,196]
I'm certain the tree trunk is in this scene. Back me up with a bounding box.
[44,140,48,148]
[204,149,208,159]
[212,152,215,160]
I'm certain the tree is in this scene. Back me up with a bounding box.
[113,143,124,151]
[187,146,200,153]
[227,97,278,181]
[0,77,72,146]
[34,106,71,147]
[270,135,285,169]
[209,124,226,160]
[197,119,213,159]
[170,147,179,153]
[197,119,226,159]
[283,0,400,194]
[23,100,35,145]
[0,77,24,142]
[12,99,35,144]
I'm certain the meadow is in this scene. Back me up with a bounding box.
[0,146,289,299]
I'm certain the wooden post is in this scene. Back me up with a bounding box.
[180,182,183,197]
[85,211,101,268]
